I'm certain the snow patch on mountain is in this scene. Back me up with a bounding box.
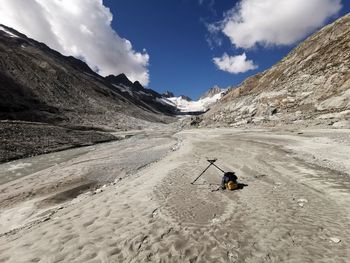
[0,26,19,38]
[112,84,132,96]
[166,90,226,113]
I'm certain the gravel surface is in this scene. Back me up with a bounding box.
[0,121,118,163]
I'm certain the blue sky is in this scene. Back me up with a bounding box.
[1,0,349,100]
[104,0,350,99]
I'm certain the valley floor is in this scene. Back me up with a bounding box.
[0,127,350,262]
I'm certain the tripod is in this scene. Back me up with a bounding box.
[191,158,225,185]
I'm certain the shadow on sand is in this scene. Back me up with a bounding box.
[204,182,248,192]
[235,183,248,190]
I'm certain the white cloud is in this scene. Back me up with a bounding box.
[220,0,342,49]
[213,53,258,74]
[0,0,150,85]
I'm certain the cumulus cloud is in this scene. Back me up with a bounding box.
[220,0,342,49]
[213,53,258,74]
[0,0,150,85]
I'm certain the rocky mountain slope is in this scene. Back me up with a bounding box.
[106,74,175,115]
[0,24,176,130]
[200,13,350,128]
[0,24,176,162]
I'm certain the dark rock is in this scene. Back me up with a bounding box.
[268,107,278,116]
[105,73,133,87]
[180,95,192,101]
[162,91,175,98]
[190,116,202,126]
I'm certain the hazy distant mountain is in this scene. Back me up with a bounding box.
[200,13,350,128]
[166,87,226,113]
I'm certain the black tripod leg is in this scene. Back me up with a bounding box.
[211,186,223,192]
[212,163,225,173]
[191,163,213,184]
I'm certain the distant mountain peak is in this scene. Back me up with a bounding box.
[200,85,225,100]
[179,95,192,101]
[162,91,174,98]
[133,80,144,91]
[166,88,225,113]
[105,73,133,87]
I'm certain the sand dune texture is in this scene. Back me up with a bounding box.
[0,128,350,262]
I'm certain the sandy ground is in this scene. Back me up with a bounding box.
[0,127,349,262]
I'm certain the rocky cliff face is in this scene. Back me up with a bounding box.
[105,74,175,115]
[200,13,350,128]
[0,25,176,131]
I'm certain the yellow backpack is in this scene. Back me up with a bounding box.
[225,181,238,190]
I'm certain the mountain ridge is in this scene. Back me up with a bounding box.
[198,12,350,128]
[0,24,176,129]
[0,24,176,162]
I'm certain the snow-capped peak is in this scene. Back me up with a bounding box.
[165,87,227,113]
[199,85,223,100]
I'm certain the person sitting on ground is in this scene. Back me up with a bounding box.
[221,172,238,190]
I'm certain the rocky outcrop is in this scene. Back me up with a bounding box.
[201,13,350,128]
[179,95,192,102]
